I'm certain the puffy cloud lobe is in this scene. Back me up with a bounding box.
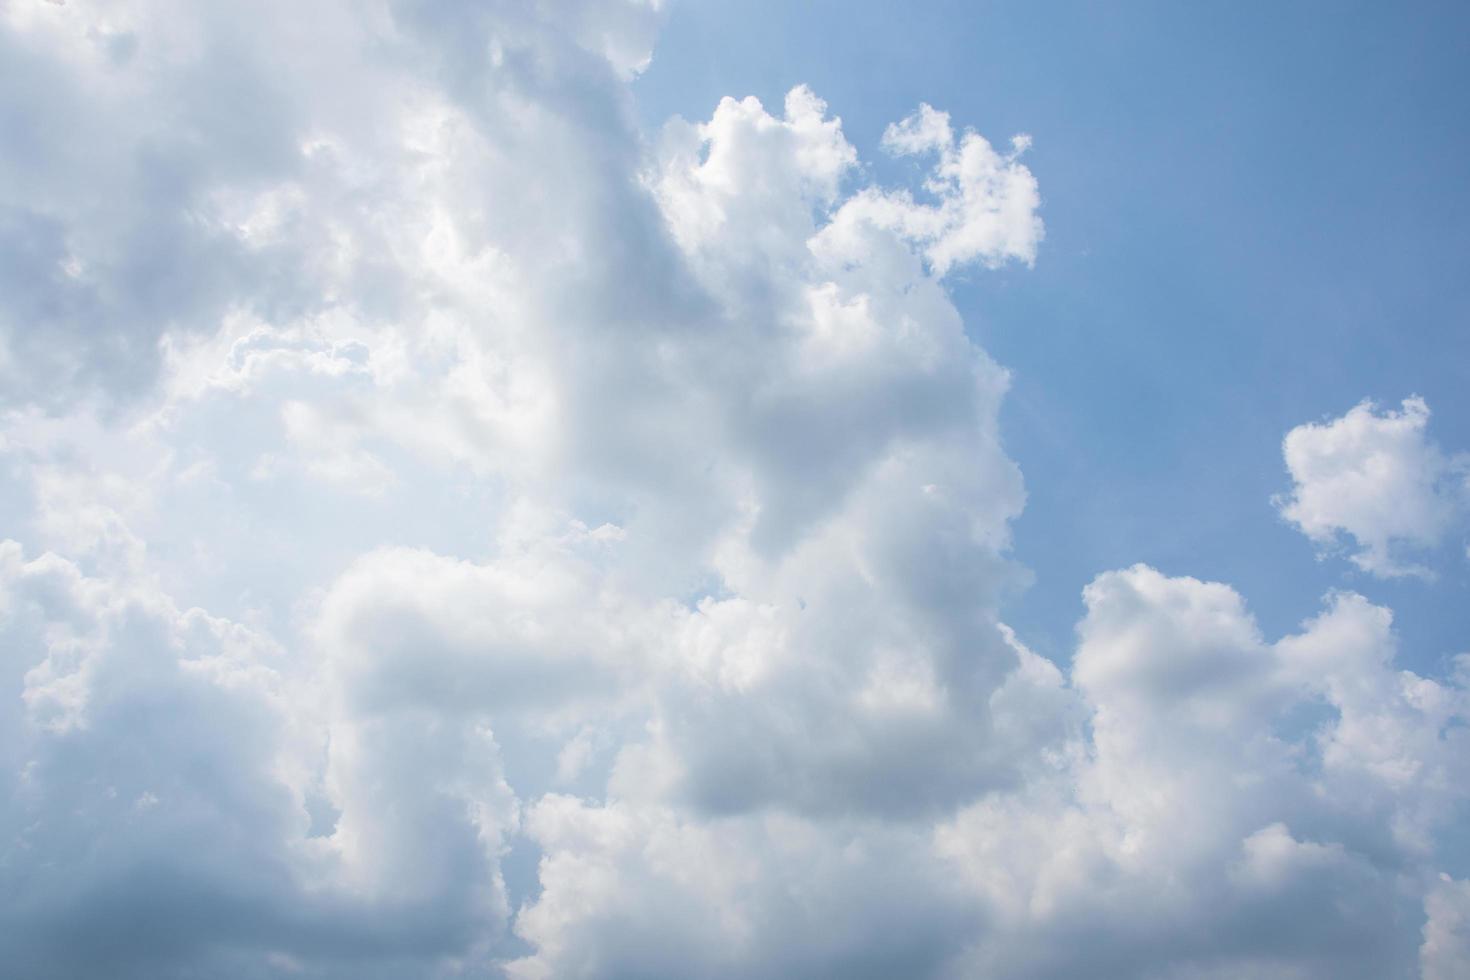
[836,102,1043,276]
[505,563,1468,978]
[509,797,981,980]
[1276,396,1468,578]
[930,566,1467,980]
[0,542,519,979]
[1423,875,1470,980]
[2,2,1467,978]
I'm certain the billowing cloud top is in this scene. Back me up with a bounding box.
[1,3,1467,979]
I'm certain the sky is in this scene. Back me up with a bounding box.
[1,2,1468,978]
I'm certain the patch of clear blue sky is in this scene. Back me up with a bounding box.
[634,0,1470,672]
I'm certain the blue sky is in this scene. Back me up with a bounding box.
[2,2,1469,978]
[638,0,1470,665]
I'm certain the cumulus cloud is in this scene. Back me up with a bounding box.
[1423,875,1470,980]
[1276,396,1468,578]
[876,103,1043,274]
[933,567,1469,980]
[1,2,1465,979]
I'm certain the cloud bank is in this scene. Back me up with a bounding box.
[1,3,1466,978]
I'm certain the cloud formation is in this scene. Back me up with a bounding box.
[1276,396,1468,578]
[1,3,1465,979]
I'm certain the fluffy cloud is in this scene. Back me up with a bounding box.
[1423,875,1470,980]
[1276,396,1468,578]
[0,541,520,979]
[1,2,1465,978]
[502,564,1469,979]
[933,567,1468,980]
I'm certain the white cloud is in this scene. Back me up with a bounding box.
[1277,396,1468,578]
[1423,875,1470,980]
[878,103,1043,274]
[0,541,519,977]
[931,566,1464,980]
[1,2,1465,978]
[503,563,1466,979]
